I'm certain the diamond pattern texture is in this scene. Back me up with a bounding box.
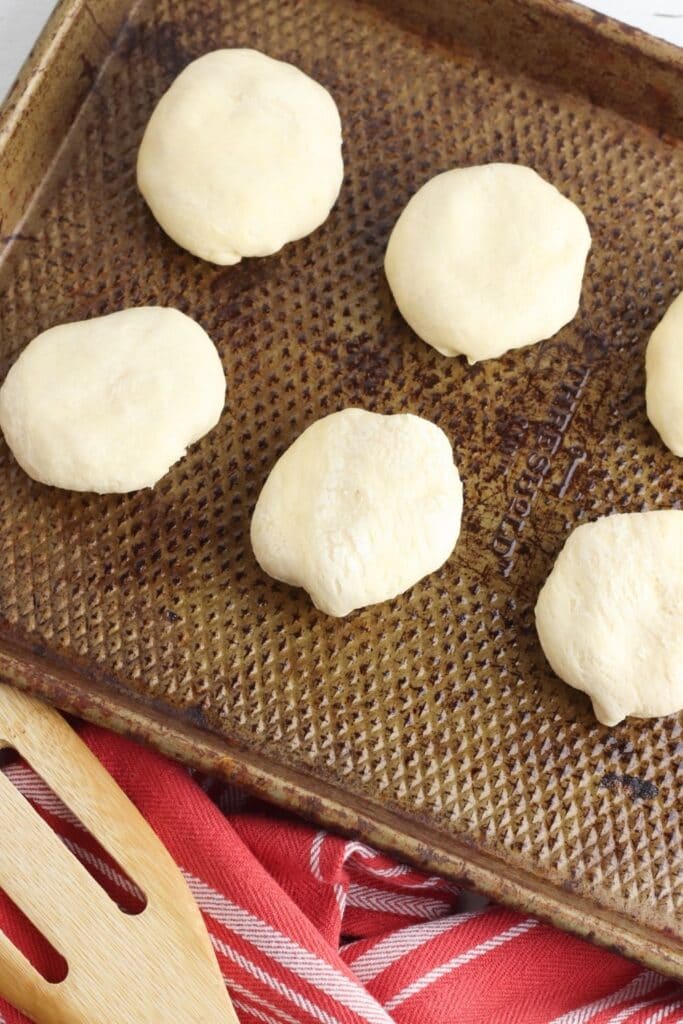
[0,0,681,959]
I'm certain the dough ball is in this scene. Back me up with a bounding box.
[0,307,225,493]
[535,510,683,726]
[251,408,463,616]
[646,291,683,456]
[137,49,344,265]
[384,163,591,363]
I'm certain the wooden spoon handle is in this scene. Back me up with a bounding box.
[0,929,53,1024]
[0,685,239,1024]
[0,684,176,901]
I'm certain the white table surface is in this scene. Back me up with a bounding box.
[0,0,682,104]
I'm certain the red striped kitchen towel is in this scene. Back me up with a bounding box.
[1,726,681,1024]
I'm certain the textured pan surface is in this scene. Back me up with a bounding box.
[0,0,682,974]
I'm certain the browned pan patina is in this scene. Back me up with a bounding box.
[0,0,682,976]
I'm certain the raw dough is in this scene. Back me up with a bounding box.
[646,291,683,456]
[250,408,463,616]
[0,307,225,493]
[137,49,344,265]
[535,510,683,726]
[384,163,591,363]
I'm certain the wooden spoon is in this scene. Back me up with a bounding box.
[0,683,239,1024]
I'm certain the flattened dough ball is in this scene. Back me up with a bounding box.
[385,163,591,363]
[251,409,463,616]
[646,291,683,456]
[535,510,683,726]
[137,49,344,265]
[0,307,225,493]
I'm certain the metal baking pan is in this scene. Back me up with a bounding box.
[0,0,681,977]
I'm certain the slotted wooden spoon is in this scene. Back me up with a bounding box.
[0,683,239,1024]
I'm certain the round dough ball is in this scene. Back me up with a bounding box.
[251,408,463,616]
[646,291,683,456]
[0,307,225,493]
[535,510,683,726]
[384,163,591,363]
[137,49,344,265]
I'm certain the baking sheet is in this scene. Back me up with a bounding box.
[0,0,681,976]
